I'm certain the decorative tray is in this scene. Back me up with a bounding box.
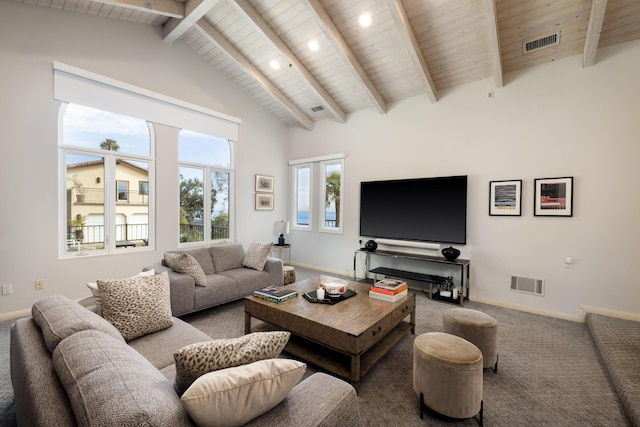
[303,289,357,305]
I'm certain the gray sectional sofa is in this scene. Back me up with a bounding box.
[10,295,361,426]
[146,243,284,316]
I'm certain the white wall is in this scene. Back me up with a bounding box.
[0,2,289,316]
[288,40,640,320]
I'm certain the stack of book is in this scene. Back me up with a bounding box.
[252,285,299,304]
[369,279,408,302]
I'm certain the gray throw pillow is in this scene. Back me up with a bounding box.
[164,252,207,286]
[98,272,173,341]
[173,331,290,394]
[242,241,273,271]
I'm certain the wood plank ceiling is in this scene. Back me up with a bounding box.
[12,0,640,130]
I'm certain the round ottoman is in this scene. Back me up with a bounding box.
[283,266,296,285]
[443,308,498,372]
[413,332,483,424]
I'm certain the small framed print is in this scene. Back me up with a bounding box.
[489,179,522,216]
[255,193,274,210]
[255,174,274,192]
[534,177,573,217]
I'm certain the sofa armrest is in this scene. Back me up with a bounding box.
[246,373,361,427]
[11,318,78,427]
[143,264,171,274]
[263,257,284,286]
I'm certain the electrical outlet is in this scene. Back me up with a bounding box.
[1,284,11,295]
[35,279,44,290]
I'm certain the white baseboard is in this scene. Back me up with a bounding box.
[470,296,582,322]
[578,304,640,323]
[0,308,31,322]
[0,296,95,322]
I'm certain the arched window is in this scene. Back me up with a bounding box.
[61,103,153,255]
[178,130,233,244]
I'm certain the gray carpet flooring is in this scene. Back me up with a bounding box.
[0,268,633,426]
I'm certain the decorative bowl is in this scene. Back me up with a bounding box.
[321,277,349,296]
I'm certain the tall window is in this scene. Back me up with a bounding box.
[61,103,153,256]
[178,130,232,244]
[319,159,343,233]
[292,164,311,230]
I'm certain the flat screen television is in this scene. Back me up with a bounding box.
[359,175,467,245]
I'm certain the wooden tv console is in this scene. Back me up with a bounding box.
[353,249,470,306]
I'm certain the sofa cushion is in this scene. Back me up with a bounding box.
[52,329,192,426]
[164,252,207,287]
[31,294,125,353]
[98,272,173,341]
[183,247,216,274]
[174,331,291,394]
[242,241,273,271]
[209,243,245,272]
[181,359,306,427]
[86,269,155,316]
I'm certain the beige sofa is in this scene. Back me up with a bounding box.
[10,295,361,426]
[146,243,284,316]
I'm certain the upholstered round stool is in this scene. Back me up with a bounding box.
[283,266,296,285]
[443,308,498,373]
[413,332,483,424]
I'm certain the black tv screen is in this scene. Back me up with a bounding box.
[359,176,467,245]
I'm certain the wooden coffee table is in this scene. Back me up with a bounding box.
[245,277,416,391]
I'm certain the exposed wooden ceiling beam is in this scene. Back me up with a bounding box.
[92,0,184,18]
[302,0,387,115]
[385,0,437,103]
[583,0,608,67]
[483,0,503,88]
[233,0,346,123]
[163,0,220,43]
[195,19,313,131]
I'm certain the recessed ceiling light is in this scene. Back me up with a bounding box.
[308,39,320,52]
[359,13,372,27]
[270,59,280,70]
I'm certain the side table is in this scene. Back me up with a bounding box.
[271,243,291,265]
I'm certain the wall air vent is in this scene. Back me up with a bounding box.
[523,31,560,54]
[310,105,325,113]
[510,276,545,296]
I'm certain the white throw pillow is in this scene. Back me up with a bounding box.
[87,269,155,316]
[242,241,273,271]
[181,359,306,427]
[97,272,173,341]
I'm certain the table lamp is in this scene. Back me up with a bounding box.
[275,220,290,245]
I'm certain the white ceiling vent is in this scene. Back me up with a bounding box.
[523,31,560,54]
[510,276,545,296]
[310,105,325,113]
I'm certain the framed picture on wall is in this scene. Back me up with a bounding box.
[489,179,522,216]
[255,174,274,192]
[255,193,274,210]
[534,177,573,217]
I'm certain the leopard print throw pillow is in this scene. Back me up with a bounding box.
[98,272,173,341]
[242,241,273,271]
[174,331,290,394]
[164,252,207,287]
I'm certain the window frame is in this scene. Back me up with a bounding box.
[318,158,344,234]
[291,163,312,232]
[59,103,155,258]
[178,130,234,247]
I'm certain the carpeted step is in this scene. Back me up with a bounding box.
[587,313,640,427]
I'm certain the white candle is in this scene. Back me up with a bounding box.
[316,288,325,299]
